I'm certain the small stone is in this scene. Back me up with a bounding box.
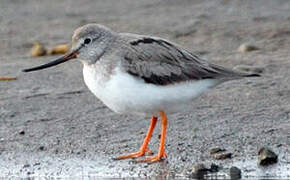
[0,77,17,81]
[192,164,206,171]
[276,144,282,147]
[238,43,259,53]
[47,43,69,55]
[39,146,45,151]
[33,162,41,166]
[230,166,241,179]
[189,164,208,179]
[233,65,265,74]
[210,147,226,155]
[19,130,25,135]
[258,147,278,166]
[214,152,232,160]
[31,41,46,57]
[209,163,219,173]
[23,164,30,168]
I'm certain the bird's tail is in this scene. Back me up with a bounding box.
[211,63,261,80]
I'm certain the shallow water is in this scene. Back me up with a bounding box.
[0,152,289,179]
[232,158,290,179]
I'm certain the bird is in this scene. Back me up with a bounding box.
[23,24,259,163]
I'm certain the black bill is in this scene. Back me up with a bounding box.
[22,47,80,72]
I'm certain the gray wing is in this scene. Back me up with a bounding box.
[120,35,257,85]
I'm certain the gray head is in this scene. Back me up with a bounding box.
[72,24,116,65]
[23,24,116,72]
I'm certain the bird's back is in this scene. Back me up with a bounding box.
[114,33,259,86]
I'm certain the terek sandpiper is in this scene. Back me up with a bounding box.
[23,24,259,162]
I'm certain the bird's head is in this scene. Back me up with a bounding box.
[23,24,115,72]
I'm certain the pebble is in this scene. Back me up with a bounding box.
[23,164,30,168]
[230,166,241,179]
[47,43,69,55]
[39,146,45,151]
[0,77,17,81]
[189,164,208,179]
[209,163,219,172]
[210,147,226,155]
[238,43,259,53]
[187,163,220,178]
[19,130,25,135]
[31,41,46,57]
[214,152,232,160]
[258,147,278,166]
[33,162,41,166]
[233,65,265,74]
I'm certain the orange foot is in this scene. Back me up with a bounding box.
[114,116,157,161]
[136,152,168,163]
[113,149,153,160]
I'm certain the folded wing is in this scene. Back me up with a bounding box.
[120,36,258,86]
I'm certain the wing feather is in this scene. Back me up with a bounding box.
[119,35,256,85]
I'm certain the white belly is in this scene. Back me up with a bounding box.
[83,64,220,116]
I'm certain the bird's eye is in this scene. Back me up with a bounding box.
[84,38,91,45]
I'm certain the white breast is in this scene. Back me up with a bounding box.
[83,64,220,116]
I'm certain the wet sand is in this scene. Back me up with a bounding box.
[0,0,289,178]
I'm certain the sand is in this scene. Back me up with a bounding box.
[0,0,289,178]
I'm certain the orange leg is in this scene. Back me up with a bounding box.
[114,116,158,160]
[137,110,168,163]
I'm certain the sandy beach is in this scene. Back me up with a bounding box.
[0,0,289,178]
